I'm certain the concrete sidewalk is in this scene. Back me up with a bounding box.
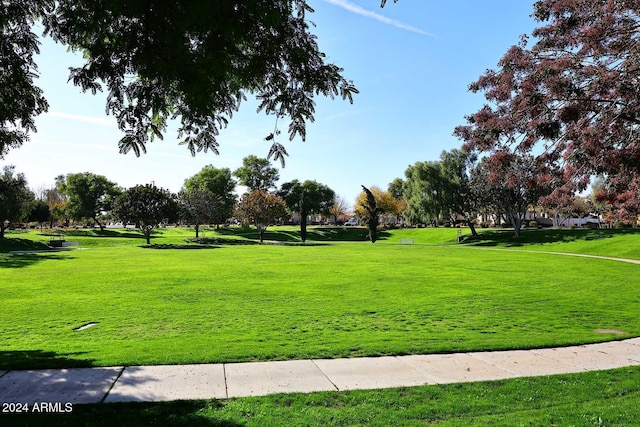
[1,338,639,404]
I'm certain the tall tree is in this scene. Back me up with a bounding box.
[403,150,480,235]
[0,165,35,238]
[455,1,640,201]
[356,186,382,243]
[278,179,335,242]
[233,155,279,191]
[177,188,220,238]
[235,190,287,243]
[3,1,361,161]
[403,162,444,225]
[59,172,121,230]
[388,178,405,201]
[472,153,553,237]
[184,166,236,228]
[113,184,178,244]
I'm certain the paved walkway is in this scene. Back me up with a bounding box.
[1,338,639,404]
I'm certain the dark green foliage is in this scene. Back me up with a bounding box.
[403,150,479,234]
[360,185,380,243]
[58,173,121,231]
[177,188,221,238]
[184,166,236,227]
[0,165,34,238]
[0,0,52,157]
[278,179,335,242]
[387,177,404,201]
[28,199,50,227]
[12,0,358,161]
[233,156,279,191]
[113,184,178,244]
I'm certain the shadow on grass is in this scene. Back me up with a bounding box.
[462,228,640,247]
[0,237,50,253]
[0,252,74,269]
[0,350,95,370]
[45,229,146,239]
[188,237,261,246]
[215,226,391,243]
[9,401,242,427]
[142,244,221,250]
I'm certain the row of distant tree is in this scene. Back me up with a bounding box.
[4,1,640,243]
[0,155,358,243]
[3,145,619,246]
[386,149,620,239]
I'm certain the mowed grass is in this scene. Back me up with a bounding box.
[1,227,640,369]
[10,367,640,426]
[463,227,640,259]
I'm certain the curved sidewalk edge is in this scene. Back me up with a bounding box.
[444,244,640,265]
[1,338,639,404]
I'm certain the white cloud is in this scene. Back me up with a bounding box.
[321,0,438,38]
[45,111,118,128]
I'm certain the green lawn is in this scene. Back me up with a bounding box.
[3,226,640,425]
[1,226,639,369]
[8,367,640,426]
[462,227,640,259]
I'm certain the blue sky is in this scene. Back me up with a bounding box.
[3,0,538,206]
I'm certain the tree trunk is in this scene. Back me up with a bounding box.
[141,225,152,244]
[93,217,105,231]
[195,224,200,238]
[0,224,5,239]
[512,213,523,238]
[367,215,378,243]
[300,207,308,242]
[259,228,264,243]
[467,219,478,237]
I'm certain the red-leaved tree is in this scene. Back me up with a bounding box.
[455,1,640,211]
[471,152,554,237]
[235,190,287,243]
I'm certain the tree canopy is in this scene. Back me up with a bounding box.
[177,188,221,238]
[0,0,50,158]
[233,155,279,191]
[455,1,640,203]
[235,190,287,243]
[278,179,335,242]
[0,165,34,238]
[1,0,367,162]
[471,153,553,237]
[402,149,479,234]
[113,184,178,244]
[184,165,236,227]
[59,172,121,230]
